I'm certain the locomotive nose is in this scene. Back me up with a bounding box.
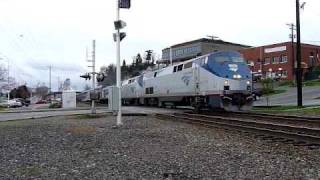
[222,92,253,111]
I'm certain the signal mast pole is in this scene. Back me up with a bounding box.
[87,40,97,114]
[91,40,96,114]
[116,0,122,126]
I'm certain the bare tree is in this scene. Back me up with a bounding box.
[0,64,7,82]
[35,85,49,98]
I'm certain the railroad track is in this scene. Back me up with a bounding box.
[156,112,320,148]
[198,111,320,128]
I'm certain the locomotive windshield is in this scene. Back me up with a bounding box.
[212,52,245,64]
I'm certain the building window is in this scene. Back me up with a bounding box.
[282,70,288,77]
[280,55,288,63]
[264,57,271,65]
[272,57,280,64]
[309,52,316,67]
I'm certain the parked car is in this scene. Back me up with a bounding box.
[0,101,9,108]
[35,100,47,104]
[0,99,23,108]
[14,98,30,107]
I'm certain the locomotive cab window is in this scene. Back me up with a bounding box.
[145,87,154,94]
[177,64,183,71]
[173,66,177,73]
[184,62,192,69]
[154,72,157,77]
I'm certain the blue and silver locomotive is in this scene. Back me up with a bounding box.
[108,51,253,111]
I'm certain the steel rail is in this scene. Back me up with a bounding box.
[156,113,320,145]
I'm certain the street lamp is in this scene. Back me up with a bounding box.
[268,68,273,79]
[278,68,283,79]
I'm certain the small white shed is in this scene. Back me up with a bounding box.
[62,90,76,109]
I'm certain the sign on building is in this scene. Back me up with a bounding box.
[264,46,287,53]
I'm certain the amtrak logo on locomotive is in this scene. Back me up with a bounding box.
[228,64,239,72]
[181,74,192,86]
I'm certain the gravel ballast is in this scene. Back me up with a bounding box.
[0,115,319,179]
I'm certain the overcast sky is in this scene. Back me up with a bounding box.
[0,0,319,90]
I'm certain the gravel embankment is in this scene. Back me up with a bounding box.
[0,115,319,179]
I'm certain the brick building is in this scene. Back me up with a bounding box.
[161,38,250,63]
[240,42,320,81]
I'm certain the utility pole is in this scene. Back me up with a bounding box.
[114,0,130,126]
[92,40,96,114]
[169,47,173,66]
[296,0,303,107]
[7,59,10,102]
[49,65,52,98]
[287,23,296,83]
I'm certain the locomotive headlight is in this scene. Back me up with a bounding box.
[233,74,242,79]
[246,80,251,85]
[224,80,229,85]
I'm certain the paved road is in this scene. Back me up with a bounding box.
[0,109,110,122]
[0,106,184,122]
[254,86,320,106]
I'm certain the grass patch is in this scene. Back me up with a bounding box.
[16,165,43,177]
[278,80,295,87]
[262,89,287,97]
[253,106,301,111]
[253,106,320,116]
[65,126,96,135]
[270,89,287,95]
[75,114,107,120]
[303,79,320,87]
[0,119,31,127]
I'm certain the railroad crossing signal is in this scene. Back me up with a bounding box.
[80,73,91,80]
[145,50,153,61]
[96,73,105,82]
[119,0,131,9]
[114,20,127,30]
[113,32,127,42]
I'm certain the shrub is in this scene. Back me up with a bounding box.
[49,102,62,109]
[278,80,295,87]
[261,78,275,95]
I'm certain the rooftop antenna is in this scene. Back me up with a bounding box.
[206,35,219,40]
[300,2,306,10]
